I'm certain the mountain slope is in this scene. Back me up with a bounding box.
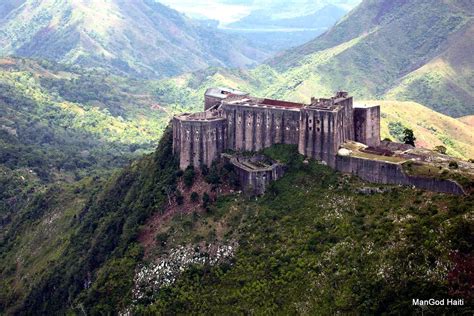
[1,137,472,314]
[0,0,268,78]
[0,57,171,184]
[267,0,474,117]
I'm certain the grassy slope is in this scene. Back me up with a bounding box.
[0,57,170,182]
[366,100,474,159]
[459,115,474,126]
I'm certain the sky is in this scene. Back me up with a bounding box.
[157,0,362,25]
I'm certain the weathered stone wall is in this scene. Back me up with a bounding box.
[221,103,300,152]
[204,95,222,111]
[232,160,285,196]
[335,155,465,195]
[298,108,349,167]
[354,105,381,147]
[335,96,355,141]
[173,115,227,170]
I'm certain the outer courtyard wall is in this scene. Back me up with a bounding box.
[354,106,381,147]
[335,155,465,195]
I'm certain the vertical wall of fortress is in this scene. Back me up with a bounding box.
[298,98,354,167]
[354,106,381,147]
[298,109,341,166]
[221,104,300,151]
[172,115,227,170]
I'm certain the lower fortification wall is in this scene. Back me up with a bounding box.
[335,156,465,195]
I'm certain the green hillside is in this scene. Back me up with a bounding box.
[0,0,268,78]
[0,57,171,183]
[267,0,473,117]
[1,132,472,314]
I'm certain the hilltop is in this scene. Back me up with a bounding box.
[0,0,268,78]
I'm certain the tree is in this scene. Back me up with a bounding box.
[202,192,210,209]
[402,128,416,146]
[176,190,184,205]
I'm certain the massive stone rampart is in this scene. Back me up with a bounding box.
[221,103,300,152]
[173,112,227,170]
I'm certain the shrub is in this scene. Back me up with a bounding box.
[191,192,199,202]
[202,192,210,208]
[183,166,196,187]
[448,161,458,169]
[155,232,169,247]
[403,128,416,146]
[176,190,184,205]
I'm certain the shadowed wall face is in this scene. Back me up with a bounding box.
[354,106,381,147]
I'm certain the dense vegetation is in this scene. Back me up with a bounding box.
[0,127,179,314]
[0,57,170,183]
[128,145,473,314]
[2,134,471,314]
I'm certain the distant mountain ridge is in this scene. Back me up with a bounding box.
[267,0,474,117]
[0,0,269,78]
[227,4,347,29]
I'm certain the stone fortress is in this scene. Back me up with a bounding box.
[173,88,469,195]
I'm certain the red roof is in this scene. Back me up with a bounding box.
[260,98,305,108]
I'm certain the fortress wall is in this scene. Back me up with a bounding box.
[299,109,341,167]
[173,116,227,170]
[221,104,300,152]
[335,97,355,141]
[335,155,465,195]
[234,164,286,196]
[204,95,222,110]
[354,106,381,147]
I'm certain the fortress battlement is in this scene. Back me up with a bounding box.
[172,87,467,195]
[173,88,379,170]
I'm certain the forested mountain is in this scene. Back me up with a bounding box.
[0,0,268,78]
[267,0,474,117]
[1,130,472,314]
[0,57,170,182]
